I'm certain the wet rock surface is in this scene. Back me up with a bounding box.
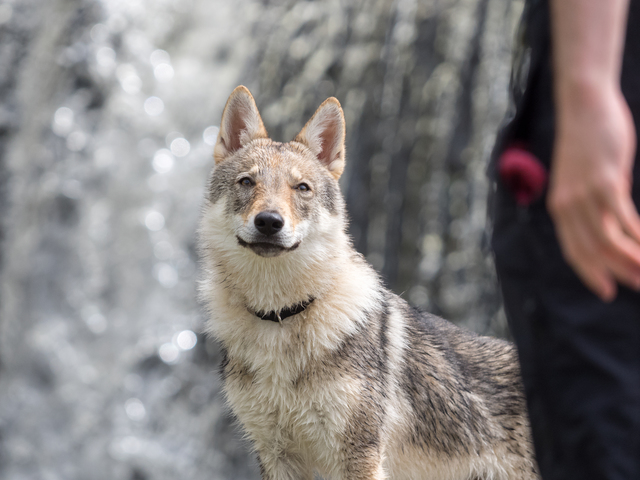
[0,0,521,478]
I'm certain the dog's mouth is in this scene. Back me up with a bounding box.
[237,237,301,257]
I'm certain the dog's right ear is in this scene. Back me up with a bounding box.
[214,86,268,164]
[294,97,346,180]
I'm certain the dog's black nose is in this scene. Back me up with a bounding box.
[254,211,284,236]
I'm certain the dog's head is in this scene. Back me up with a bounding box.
[206,86,347,259]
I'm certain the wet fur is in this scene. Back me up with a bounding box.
[199,86,538,480]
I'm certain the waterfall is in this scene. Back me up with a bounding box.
[0,0,522,478]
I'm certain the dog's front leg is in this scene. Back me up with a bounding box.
[338,454,386,480]
[336,409,387,480]
[257,450,313,480]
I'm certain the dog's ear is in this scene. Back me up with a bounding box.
[294,98,346,180]
[214,86,268,164]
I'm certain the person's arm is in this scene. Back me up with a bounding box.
[547,0,640,301]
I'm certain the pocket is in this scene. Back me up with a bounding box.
[491,184,537,274]
[526,209,593,298]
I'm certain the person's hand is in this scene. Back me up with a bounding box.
[547,83,640,301]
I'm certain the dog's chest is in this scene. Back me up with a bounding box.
[223,353,353,457]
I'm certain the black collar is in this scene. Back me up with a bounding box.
[253,298,315,323]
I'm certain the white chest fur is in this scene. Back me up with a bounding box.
[222,317,362,477]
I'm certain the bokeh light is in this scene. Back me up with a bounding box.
[125,398,147,422]
[66,131,87,151]
[153,240,174,260]
[145,211,165,231]
[154,63,174,82]
[155,263,178,288]
[175,330,197,350]
[144,96,164,116]
[203,126,219,146]
[53,107,74,136]
[158,343,180,364]
[170,137,190,157]
[152,149,174,173]
[150,49,171,66]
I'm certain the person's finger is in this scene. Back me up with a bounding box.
[561,201,640,297]
[578,191,640,273]
[599,212,640,288]
[611,188,640,245]
[573,260,617,301]
[553,209,617,300]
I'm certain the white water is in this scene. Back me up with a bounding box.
[0,0,521,478]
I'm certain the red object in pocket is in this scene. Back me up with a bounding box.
[498,145,548,206]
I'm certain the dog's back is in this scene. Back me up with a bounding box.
[199,86,538,479]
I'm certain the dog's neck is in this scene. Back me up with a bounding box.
[252,297,315,323]
[201,209,384,368]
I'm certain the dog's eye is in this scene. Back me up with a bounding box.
[239,177,253,187]
[296,183,310,192]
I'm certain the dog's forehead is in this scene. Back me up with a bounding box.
[238,141,318,177]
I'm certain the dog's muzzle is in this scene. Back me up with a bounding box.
[237,211,300,257]
[236,236,301,257]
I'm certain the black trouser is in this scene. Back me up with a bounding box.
[492,188,640,480]
[491,1,640,476]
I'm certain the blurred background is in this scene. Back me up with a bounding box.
[0,0,523,478]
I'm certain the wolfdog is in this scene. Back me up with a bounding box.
[198,86,538,480]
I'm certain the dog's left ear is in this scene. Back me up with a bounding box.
[294,98,346,180]
[215,86,268,164]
